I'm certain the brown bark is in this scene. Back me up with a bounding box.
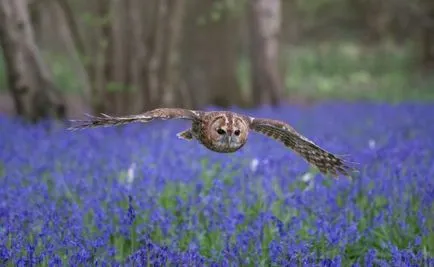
[182,0,243,108]
[122,0,145,113]
[160,0,188,107]
[50,0,188,114]
[92,0,112,113]
[282,0,299,44]
[53,0,118,114]
[349,0,391,43]
[145,0,188,108]
[0,0,66,121]
[104,0,130,115]
[249,0,284,106]
[55,0,135,114]
[147,0,168,108]
[54,0,92,105]
[125,0,149,113]
[55,0,86,57]
[421,3,434,70]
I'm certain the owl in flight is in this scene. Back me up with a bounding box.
[69,108,354,177]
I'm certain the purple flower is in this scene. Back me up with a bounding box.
[1,103,434,264]
[0,245,10,263]
[127,195,136,225]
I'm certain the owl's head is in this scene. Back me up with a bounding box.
[206,114,249,152]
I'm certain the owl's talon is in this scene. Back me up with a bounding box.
[177,129,193,140]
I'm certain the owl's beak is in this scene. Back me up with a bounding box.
[226,135,233,144]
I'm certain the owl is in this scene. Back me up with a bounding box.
[69,108,355,177]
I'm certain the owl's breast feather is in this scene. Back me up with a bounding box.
[200,140,244,153]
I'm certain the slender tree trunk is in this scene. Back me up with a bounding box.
[55,0,86,59]
[145,0,188,108]
[0,0,66,121]
[183,0,243,108]
[53,0,92,106]
[105,0,130,115]
[207,14,243,107]
[421,3,434,70]
[147,0,168,108]
[124,0,146,113]
[249,0,284,106]
[282,0,299,44]
[349,0,391,43]
[92,0,112,113]
[160,0,187,107]
[52,0,188,114]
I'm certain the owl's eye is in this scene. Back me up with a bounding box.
[216,128,226,135]
[234,130,241,136]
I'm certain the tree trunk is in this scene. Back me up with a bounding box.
[0,0,66,121]
[421,3,434,70]
[248,0,284,106]
[146,0,167,108]
[144,0,188,109]
[104,0,131,115]
[182,0,243,108]
[52,0,188,114]
[124,0,147,113]
[160,0,188,107]
[90,0,112,114]
[51,0,92,107]
[282,0,299,44]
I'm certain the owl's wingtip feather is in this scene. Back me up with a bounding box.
[331,158,359,180]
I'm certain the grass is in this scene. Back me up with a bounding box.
[241,41,434,102]
[284,42,434,101]
[85,173,434,265]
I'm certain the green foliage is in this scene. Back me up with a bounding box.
[44,53,83,93]
[40,157,424,265]
[1,41,434,103]
[282,42,434,102]
[237,41,434,102]
[107,82,136,92]
[3,122,433,265]
[0,51,82,93]
[196,0,247,26]
[97,172,434,264]
[81,11,112,27]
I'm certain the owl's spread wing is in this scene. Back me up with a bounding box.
[68,108,200,130]
[249,118,354,177]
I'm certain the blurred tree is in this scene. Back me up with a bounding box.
[182,0,244,108]
[8,0,433,117]
[0,0,66,121]
[351,0,390,43]
[420,0,434,70]
[148,0,188,108]
[248,0,284,105]
[54,0,110,113]
[281,0,300,44]
[55,0,188,114]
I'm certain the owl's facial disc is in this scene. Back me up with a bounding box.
[209,115,248,150]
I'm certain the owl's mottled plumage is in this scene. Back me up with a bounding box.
[69,108,355,177]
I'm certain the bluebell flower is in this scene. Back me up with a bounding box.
[127,195,136,226]
[0,245,10,264]
[1,103,434,264]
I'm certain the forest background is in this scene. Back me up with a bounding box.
[1,0,434,120]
